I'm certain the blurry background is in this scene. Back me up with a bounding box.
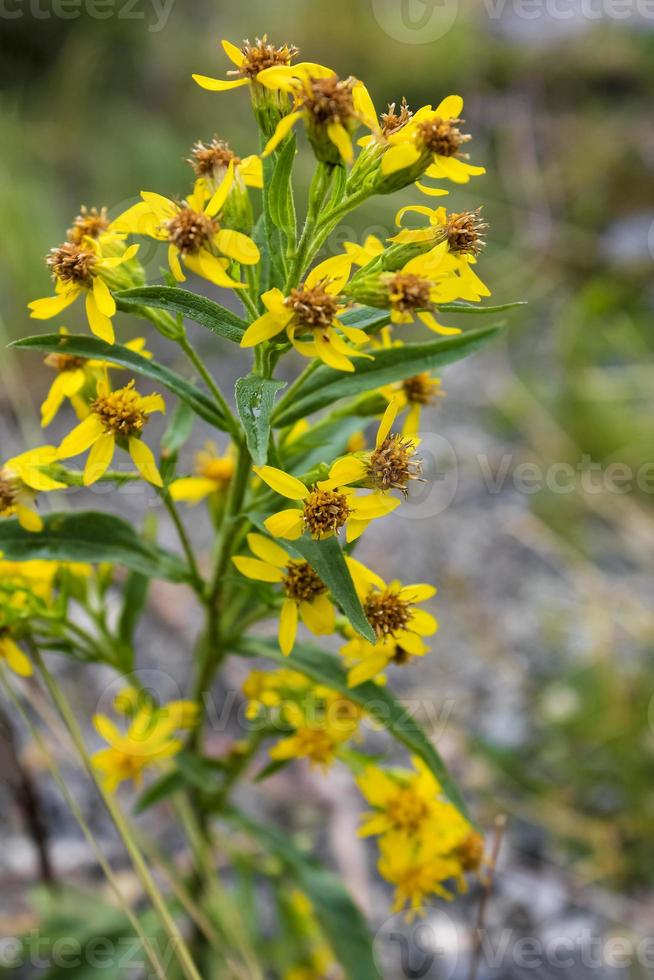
[1,0,653,977]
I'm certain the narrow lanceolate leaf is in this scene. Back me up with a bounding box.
[236,637,469,820]
[225,806,380,980]
[0,513,191,583]
[339,306,390,332]
[436,300,527,315]
[268,136,297,238]
[11,333,227,430]
[116,285,247,343]
[284,534,375,644]
[273,324,503,427]
[235,375,286,467]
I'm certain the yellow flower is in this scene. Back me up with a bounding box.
[113,172,259,290]
[342,557,437,686]
[40,329,151,427]
[0,630,33,676]
[379,371,445,436]
[378,834,466,919]
[169,442,235,504]
[381,96,485,191]
[270,693,362,771]
[188,137,263,193]
[232,533,336,655]
[0,559,58,676]
[262,69,378,165]
[192,36,319,95]
[56,378,165,487]
[342,234,385,268]
[324,398,422,496]
[92,697,197,792]
[357,758,469,850]
[254,462,400,544]
[240,254,371,372]
[28,236,140,345]
[0,447,65,532]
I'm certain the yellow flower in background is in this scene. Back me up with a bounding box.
[232,533,336,655]
[242,667,311,719]
[56,378,165,487]
[382,96,485,190]
[262,69,378,164]
[377,835,466,918]
[114,170,259,289]
[269,693,362,771]
[240,254,371,372]
[169,442,235,504]
[28,235,140,345]
[380,372,445,436]
[254,462,400,544]
[41,330,151,427]
[324,398,422,496]
[0,559,58,676]
[0,629,33,677]
[340,629,430,688]
[92,697,197,792]
[343,234,385,268]
[357,758,469,848]
[0,448,65,532]
[192,36,322,95]
[282,890,339,980]
[188,137,263,193]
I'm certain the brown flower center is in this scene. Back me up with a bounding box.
[380,97,413,136]
[46,242,97,285]
[303,488,351,538]
[45,353,87,373]
[92,382,149,438]
[418,116,470,157]
[0,471,18,515]
[391,644,412,665]
[164,207,218,255]
[402,373,441,406]
[189,139,241,178]
[299,74,356,126]
[388,273,432,313]
[282,561,327,603]
[456,832,484,872]
[364,589,411,638]
[445,209,487,255]
[286,284,341,330]
[386,787,431,833]
[233,37,299,78]
[67,206,110,245]
[368,435,422,494]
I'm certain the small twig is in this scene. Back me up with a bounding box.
[467,814,507,980]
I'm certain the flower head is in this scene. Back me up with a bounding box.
[232,533,336,655]
[254,461,400,544]
[169,442,235,505]
[28,235,140,345]
[114,172,259,289]
[0,447,65,532]
[0,560,58,675]
[56,378,165,486]
[241,255,372,371]
[193,37,302,94]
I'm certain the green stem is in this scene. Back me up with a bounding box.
[285,162,335,291]
[239,286,261,322]
[32,652,204,980]
[158,489,205,595]
[178,333,239,435]
[0,667,169,980]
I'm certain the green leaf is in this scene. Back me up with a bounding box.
[116,285,246,343]
[225,806,380,980]
[268,136,297,238]
[279,531,375,644]
[273,324,503,427]
[10,333,227,430]
[0,512,190,583]
[235,637,470,819]
[339,305,390,331]
[235,375,286,467]
[134,769,186,814]
[437,300,527,316]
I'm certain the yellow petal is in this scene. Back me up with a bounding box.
[314,331,354,372]
[376,397,400,447]
[183,251,244,289]
[326,456,367,487]
[381,142,421,176]
[221,38,245,66]
[305,253,352,291]
[262,111,302,157]
[434,95,463,119]
[415,181,450,197]
[327,121,354,163]
[17,505,43,533]
[345,556,386,592]
[409,609,438,636]
[57,414,105,459]
[246,533,289,568]
[169,476,216,503]
[348,655,388,688]
[192,73,249,91]
[240,311,287,347]
[278,598,298,656]
[256,65,302,92]
[299,593,335,635]
[86,292,115,344]
[264,509,305,540]
[168,245,186,282]
[352,81,378,130]
[417,311,461,336]
[93,714,121,744]
[204,161,235,217]
[1,636,32,677]
[92,275,116,317]
[28,290,79,319]
[349,493,401,517]
[215,228,260,265]
[345,518,370,543]
[83,432,115,486]
[254,466,309,500]
[232,556,285,583]
[400,583,437,602]
[128,438,163,487]
[238,155,263,188]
